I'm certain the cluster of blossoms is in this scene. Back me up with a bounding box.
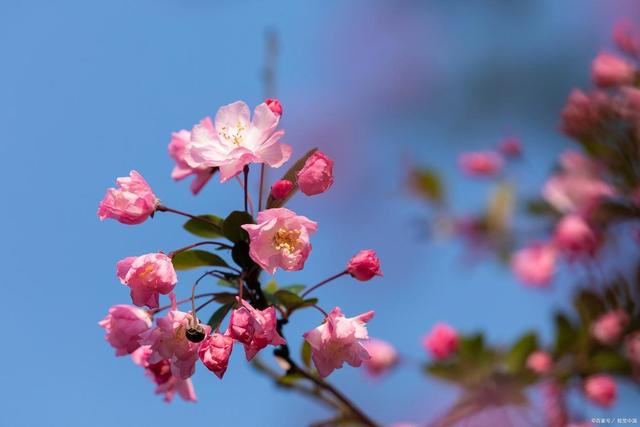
[98,99,385,405]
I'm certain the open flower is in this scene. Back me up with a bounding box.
[168,129,215,194]
[304,307,375,377]
[458,151,503,177]
[241,208,318,274]
[296,150,334,196]
[347,250,383,281]
[117,253,177,309]
[584,374,617,407]
[183,101,292,182]
[98,170,159,225]
[554,214,599,258]
[423,323,458,360]
[591,310,629,345]
[560,90,611,139]
[510,243,557,287]
[362,339,398,376]
[198,333,234,379]
[131,345,196,403]
[99,304,152,356]
[227,299,285,361]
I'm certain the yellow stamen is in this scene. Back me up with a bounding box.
[273,228,301,253]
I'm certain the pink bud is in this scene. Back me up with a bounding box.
[99,305,152,356]
[560,89,610,139]
[591,310,629,345]
[526,350,553,374]
[511,243,557,287]
[584,374,617,407]
[270,179,294,200]
[423,323,458,360]
[592,52,636,88]
[458,151,504,177]
[613,19,640,57]
[554,214,599,257]
[98,170,159,225]
[347,250,383,281]
[362,339,398,376]
[198,333,234,379]
[499,138,522,157]
[265,98,283,116]
[296,151,334,196]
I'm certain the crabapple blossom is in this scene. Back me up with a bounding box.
[591,310,629,345]
[241,208,318,274]
[117,252,177,309]
[183,101,292,182]
[141,310,211,379]
[198,333,234,379]
[591,52,636,87]
[458,151,503,177]
[510,243,556,287]
[625,331,640,365]
[362,339,398,376]
[98,170,159,225]
[499,138,522,157]
[541,381,568,427]
[422,323,458,360]
[560,90,610,139]
[168,129,215,195]
[347,250,383,281]
[303,307,375,377]
[583,374,617,407]
[554,214,599,257]
[227,298,286,361]
[270,179,294,200]
[614,19,640,57]
[526,350,553,374]
[265,98,283,116]
[296,150,335,196]
[99,304,152,356]
[131,345,196,403]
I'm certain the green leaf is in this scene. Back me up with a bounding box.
[213,292,237,304]
[574,290,605,326]
[274,290,318,313]
[553,313,577,356]
[458,334,485,361]
[223,211,254,243]
[277,373,304,386]
[264,280,278,294]
[266,148,318,209]
[505,332,537,374]
[207,303,233,331]
[301,341,312,369]
[410,167,445,204]
[231,241,254,270]
[183,215,224,238]
[171,250,230,271]
[280,284,306,295]
[425,362,468,384]
[589,350,630,374]
[525,199,560,218]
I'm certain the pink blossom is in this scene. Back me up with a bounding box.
[625,331,640,365]
[347,250,383,281]
[168,129,215,194]
[458,151,503,177]
[543,175,614,215]
[227,299,286,361]
[583,374,617,407]
[131,345,196,403]
[554,214,599,257]
[270,179,294,200]
[141,310,211,379]
[296,150,335,196]
[510,243,556,287]
[198,333,234,379]
[99,304,152,356]
[422,323,458,360]
[362,339,398,376]
[614,19,640,57]
[98,170,159,225]
[241,208,318,274]
[499,138,522,157]
[591,310,629,345]
[183,101,292,182]
[303,307,375,377]
[117,253,177,309]
[592,52,636,87]
[560,90,610,138]
[265,98,283,116]
[526,350,553,374]
[541,381,568,427]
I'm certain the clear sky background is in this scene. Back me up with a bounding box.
[1,1,639,426]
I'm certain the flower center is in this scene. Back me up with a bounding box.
[138,264,155,279]
[273,228,301,253]
[219,121,247,146]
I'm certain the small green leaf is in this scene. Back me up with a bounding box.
[505,332,537,374]
[277,373,304,386]
[223,211,254,243]
[589,350,630,374]
[574,290,605,326]
[274,290,318,313]
[213,292,237,304]
[553,313,577,356]
[171,250,230,271]
[458,334,485,361]
[410,167,444,204]
[280,284,306,295]
[207,303,233,331]
[183,215,224,238]
[266,148,318,209]
[264,280,278,294]
[301,341,312,368]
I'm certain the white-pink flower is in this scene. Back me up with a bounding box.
[168,129,215,194]
[98,170,159,225]
[226,299,286,361]
[99,304,152,356]
[362,338,398,376]
[183,101,292,182]
[241,208,318,274]
[117,252,177,309]
[511,243,557,287]
[303,307,375,377]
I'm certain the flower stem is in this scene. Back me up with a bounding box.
[168,241,234,258]
[243,165,250,213]
[301,271,348,298]
[149,293,219,315]
[258,163,266,211]
[156,205,217,226]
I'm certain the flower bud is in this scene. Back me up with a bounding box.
[347,250,383,281]
[296,151,334,196]
[584,374,617,407]
[526,350,553,374]
[423,323,458,360]
[554,214,599,257]
[592,52,636,87]
[271,179,294,200]
[591,310,629,345]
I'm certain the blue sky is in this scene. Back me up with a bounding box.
[1,1,638,426]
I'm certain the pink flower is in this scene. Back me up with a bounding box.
[458,151,503,177]
[117,253,177,309]
[347,250,383,281]
[592,52,636,87]
[141,310,211,379]
[303,307,375,377]
[560,90,611,139]
[510,243,557,287]
[265,98,283,116]
[270,179,294,200]
[526,350,553,374]
[296,150,335,196]
[554,214,599,258]
[98,170,159,225]
[583,374,617,407]
[362,339,398,376]
[499,138,522,157]
[241,208,318,274]
[422,323,458,360]
[625,331,640,365]
[168,129,215,194]
[543,176,614,215]
[591,310,629,345]
[227,299,286,361]
[131,345,196,403]
[541,381,568,427]
[99,304,152,356]
[614,19,640,57]
[183,101,292,182]
[198,333,234,379]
